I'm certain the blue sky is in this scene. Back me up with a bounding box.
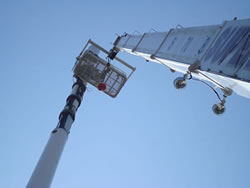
[1,0,250,188]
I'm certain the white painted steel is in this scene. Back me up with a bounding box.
[63,113,75,132]
[116,19,250,98]
[26,128,68,188]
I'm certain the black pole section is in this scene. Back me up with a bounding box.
[56,77,86,133]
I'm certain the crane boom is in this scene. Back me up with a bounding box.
[115,18,250,99]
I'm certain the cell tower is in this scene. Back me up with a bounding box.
[114,18,250,114]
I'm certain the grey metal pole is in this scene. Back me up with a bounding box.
[26,78,86,188]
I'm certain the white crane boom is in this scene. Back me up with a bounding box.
[115,18,250,99]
